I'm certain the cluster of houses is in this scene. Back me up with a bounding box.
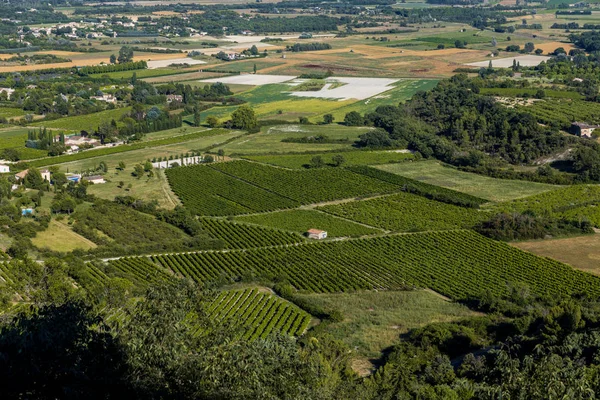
[0,166,105,186]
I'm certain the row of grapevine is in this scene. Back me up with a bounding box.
[516,99,600,129]
[76,262,111,293]
[207,288,310,338]
[165,164,299,216]
[200,218,305,249]
[106,257,171,287]
[318,192,488,232]
[149,230,600,300]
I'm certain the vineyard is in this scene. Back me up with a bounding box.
[206,288,311,339]
[515,99,600,129]
[243,151,415,169]
[166,161,399,216]
[235,209,381,237]
[211,161,398,205]
[165,164,299,216]
[200,218,305,248]
[494,185,600,226]
[318,192,488,232]
[138,230,600,300]
[106,257,171,287]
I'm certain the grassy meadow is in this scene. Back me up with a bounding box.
[244,150,414,169]
[376,161,559,202]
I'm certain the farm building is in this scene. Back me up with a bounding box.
[64,135,100,149]
[166,94,183,103]
[15,169,51,182]
[0,164,9,173]
[307,229,327,240]
[83,175,106,184]
[571,122,600,138]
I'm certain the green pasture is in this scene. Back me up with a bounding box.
[221,124,371,155]
[376,161,559,202]
[0,126,48,160]
[32,107,133,132]
[0,107,25,119]
[244,150,414,169]
[91,68,194,80]
[234,209,382,237]
[295,290,478,358]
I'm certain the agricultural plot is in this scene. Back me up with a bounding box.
[200,218,305,248]
[221,124,370,155]
[207,288,310,339]
[494,185,600,227]
[165,164,300,216]
[289,77,399,101]
[147,230,600,300]
[480,87,582,100]
[243,150,415,169]
[466,55,551,68]
[147,58,206,68]
[235,209,381,237]
[515,99,600,129]
[201,74,296,85]
[106,257,171,287]
[318,192,488,232]
[32,107,133,132]
[211,160,398,204]
[0,126,48,160]
[31,220,97,252]
[376,161,558,202]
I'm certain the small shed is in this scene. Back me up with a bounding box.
[307,229,327,240]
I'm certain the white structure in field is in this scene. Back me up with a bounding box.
[82,175,106,184]
[153,156,204,169]
[0,165,9,173]
[307,229,327,240]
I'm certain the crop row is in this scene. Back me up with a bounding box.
[516,99,600,129]
[318,192,488,232]
[147,230,600,300]
[107,257,171,287]
[207,288,310,338]
[200,218,305,248]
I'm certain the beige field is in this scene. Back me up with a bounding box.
[0,51,186,73]
[31,220,97,252]
[512,234,600,276]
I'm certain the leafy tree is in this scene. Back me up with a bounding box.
[109,54,117,64]
[309,156,324,168]
[24,167,45,190]
[332,154,346,167]
[524,42,535,53]
[231,105,259,132]
[117,161,126,171]
[117,46,134,63]
[132,164,145,179]
[323,114,334,124]
[206,116,219,128]
[344,111,364,126]
[193,107,201,127]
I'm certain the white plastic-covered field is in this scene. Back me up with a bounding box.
[466,55,551,68]
[147,58,207,69]
[289,77,399,101]
[200,74,296,85]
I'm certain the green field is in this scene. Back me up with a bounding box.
[91,68,193,80]
[318,192,488,232]
[0,126,48,160]
[376,161,559,202]
[0,107,25,119]
[296,290,478,358]
[200,217,306,248]
[31,220,97,252]
[235,209,382,237]
[243,150,414,169]
[222,124,371,155]
[32,107,133,132]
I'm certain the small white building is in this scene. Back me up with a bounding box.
[0,164,9,173]
[307,229,327,240]
[82,175,106,184]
